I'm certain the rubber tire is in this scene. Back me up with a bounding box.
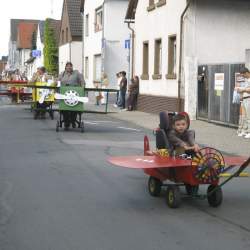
[56,121,59,132]
[166,185,181,208]
[148,177,162,197]
[80,121,85,133]
[50,111,54,120]
[185,184,199,196]
[33,111,38,120]
[207,185,223,207]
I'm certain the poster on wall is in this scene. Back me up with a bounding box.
[214,73,224,91]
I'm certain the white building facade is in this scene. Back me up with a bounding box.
[59,0,83,74]
[127,0,250,124]
[83,0,130,88]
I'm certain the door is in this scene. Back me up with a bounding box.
[197,65,208,119]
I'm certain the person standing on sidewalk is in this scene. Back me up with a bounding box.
[127,75,139,111]
[237,67,250,139]
[100,73,109,105]
[118,71,127,109]
[114,72,122,107]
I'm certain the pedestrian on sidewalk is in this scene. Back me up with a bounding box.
[113,72,122,107]
[236,67,250,139]
[100,73,109,105]
[118,71,127,110]
[127,75,139,111]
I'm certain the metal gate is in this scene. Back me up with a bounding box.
[197,64,244,126]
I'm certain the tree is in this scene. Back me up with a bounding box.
[44,19,58,76]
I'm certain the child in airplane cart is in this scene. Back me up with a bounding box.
[167,114,200,156]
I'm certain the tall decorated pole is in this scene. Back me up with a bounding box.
[44,18,58,76]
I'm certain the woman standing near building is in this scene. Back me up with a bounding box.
[127,75,139,111]
[100,73,109,105]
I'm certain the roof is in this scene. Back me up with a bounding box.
[66,0,82,37]
[125,0,138,21]
[17,22,38,49]
[10,19,40,42]
[47,19,61,45]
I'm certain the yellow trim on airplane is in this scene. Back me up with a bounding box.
[220,173,250,178]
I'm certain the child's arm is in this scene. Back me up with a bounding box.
[186,130,200,153]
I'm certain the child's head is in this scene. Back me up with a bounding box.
[173,114,188,134]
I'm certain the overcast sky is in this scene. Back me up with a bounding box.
[0,0,64,58]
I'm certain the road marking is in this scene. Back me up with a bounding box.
[85,120,120,124]
[117,126,141,132]
[84,121,99,125]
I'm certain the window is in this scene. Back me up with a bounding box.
[147,0,155,11]
[85,57,89,79]
[167,35,177,79]
[95,7,103,32]
[85,14,89,36]
[94,54,102,81]
[66,28,68,43]
[141,41,149,80]
[61,30,64,44]
[153,39,162,79]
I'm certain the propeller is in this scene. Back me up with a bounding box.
[55,92,89,106]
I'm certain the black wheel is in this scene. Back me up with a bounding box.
[80,121,85,133]
[166,185,181,208]
[49,111,54,120]
[56,121,59,132]
[207,185,223,207]
[185,184,199,196]
[148,177,162,197]
[33,111,38,120]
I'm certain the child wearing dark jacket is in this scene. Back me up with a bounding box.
[168,114,200,155]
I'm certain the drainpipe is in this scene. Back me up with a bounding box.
[177,0,191,112]
[69,41,71,62]
[101,0,106,75]
[80,11,85,77]
[127,22,135,78]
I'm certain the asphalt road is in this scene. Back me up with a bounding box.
[0,105,250,250]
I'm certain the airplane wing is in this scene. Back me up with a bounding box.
[108,156,191,169]
[55,93,89,103]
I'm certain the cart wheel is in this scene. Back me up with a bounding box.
[166,185,181,208]
[49,111,54,120]
[148,177,162,197]
[207,185,223,207]
[33,111,38,120]
[185,184,199,196]
[56,121,60,132]
[80,121,85,133]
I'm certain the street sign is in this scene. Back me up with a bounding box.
[125,39,130,49]
[32,50,42,57]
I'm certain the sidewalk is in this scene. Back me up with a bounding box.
[108,110,250,157]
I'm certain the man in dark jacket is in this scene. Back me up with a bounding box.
[118,71,127,109]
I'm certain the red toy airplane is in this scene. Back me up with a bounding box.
[108,112,250,208]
